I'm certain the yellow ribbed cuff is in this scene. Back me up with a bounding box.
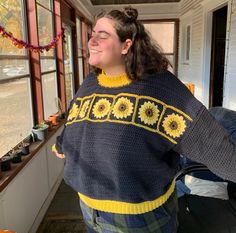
[52,144,65,158]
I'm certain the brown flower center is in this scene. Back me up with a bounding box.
[169,121,178,130]
[98,104,105,112]
[145,108,153,117]
[119,104,126,112]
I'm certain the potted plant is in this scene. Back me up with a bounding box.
[9,148,22,163]
[48,114,59,126]
[0,155,11,171]
[18,141,30,156]
[32,121,49,141]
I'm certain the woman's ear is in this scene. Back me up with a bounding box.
[121,39,133,55]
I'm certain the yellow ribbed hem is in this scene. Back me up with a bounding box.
[97,71,132,88]
[78,178,176,214]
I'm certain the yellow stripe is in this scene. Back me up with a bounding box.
[78,178,176,214]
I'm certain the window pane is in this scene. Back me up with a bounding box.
[186,25,191,61]
[0,59,29,79]
[78,57,84,85]
[63,23,74,106]
[0,78,33,158]
[40,58,56,73]
[36,0,51,9]
[144,23,174,53]
[37,4,54,57]
[42,72,58,118]
[76,18,83,52]
[0,0,27,55]
[65,73,73,108]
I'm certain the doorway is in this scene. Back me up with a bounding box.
[209,5,227,107]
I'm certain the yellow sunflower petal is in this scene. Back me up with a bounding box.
[112,97,134,119]
[92,98,111,119]
[162,113,186,138]
[138,101,159,125]
[68,103,79,120]
[78,100,91,118]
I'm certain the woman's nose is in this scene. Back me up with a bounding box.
[89,35,98,45]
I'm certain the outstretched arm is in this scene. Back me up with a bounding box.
[174,105,236,182]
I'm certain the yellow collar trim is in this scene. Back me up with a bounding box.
[97,72,132,88]
[78,178,176,214]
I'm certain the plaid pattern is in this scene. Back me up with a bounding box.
[80,191,178,233]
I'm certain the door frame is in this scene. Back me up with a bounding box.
[201,0,231,107]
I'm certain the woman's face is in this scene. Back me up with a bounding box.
[88,17,131,74]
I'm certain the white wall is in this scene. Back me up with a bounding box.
[0,127,64,233]
[179,0,236,109]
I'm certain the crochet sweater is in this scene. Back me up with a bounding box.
[55,71,236,214]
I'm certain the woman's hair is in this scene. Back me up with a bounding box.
[92,6,171,80]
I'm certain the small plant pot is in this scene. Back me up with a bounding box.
[1,156,11,171]
[9,149,22,163]
[18,142,30,156]
[32,124,49,141]
[48,114,59,126]
[60,112,66,119]
[45,120,53,131]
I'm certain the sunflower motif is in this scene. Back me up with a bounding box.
[92,98,111,119]
[67,103,79,120]
[78,100,91,118]
[138,101,159,125]
[162,113,186,138]
[112,97,134,119]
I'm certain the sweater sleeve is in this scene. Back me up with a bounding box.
[53,99,74,154]
[173,105,236,182]
[54,127,65,154]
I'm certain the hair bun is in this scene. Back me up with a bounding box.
[123,7,138,23]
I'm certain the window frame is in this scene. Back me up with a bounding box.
[142,19,179,75]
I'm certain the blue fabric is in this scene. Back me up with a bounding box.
[209,107,236,141]
[58,71,202,206]
[176,180,191,198]
[179,107,236,182]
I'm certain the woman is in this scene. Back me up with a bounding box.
[53,7,236,233]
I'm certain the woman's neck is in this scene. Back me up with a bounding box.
[102,66,126,76]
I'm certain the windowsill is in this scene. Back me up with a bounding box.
[0,120,65,192]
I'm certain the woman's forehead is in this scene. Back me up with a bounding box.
[94,17,116,32]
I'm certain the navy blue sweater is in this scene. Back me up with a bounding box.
[55,71,236,214]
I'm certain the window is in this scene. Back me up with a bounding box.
[37,0,58,118]
[0,0,33,158]
[63,23,75,108]
[143,21,178,74]
[183,24,191,63]
[76,17,84,86]
[180,11,193,65]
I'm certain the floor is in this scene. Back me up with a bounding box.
[36,179,86,233]
[45,180,82,215]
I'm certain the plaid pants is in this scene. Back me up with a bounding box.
[80,191,178,233]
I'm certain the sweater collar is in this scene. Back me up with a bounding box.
[97,71,132,88]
